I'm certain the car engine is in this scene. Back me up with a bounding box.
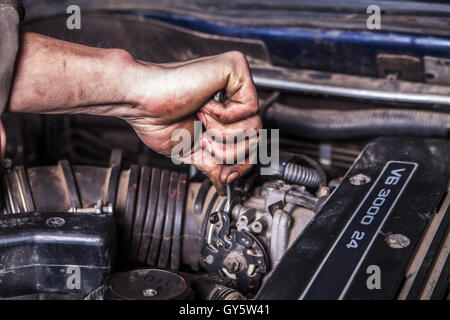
[0,0,449,300]
[1,123,449,300]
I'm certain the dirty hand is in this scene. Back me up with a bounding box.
[126,51,262,194]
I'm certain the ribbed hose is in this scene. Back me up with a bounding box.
[116,166,188,271]
[283,162,322,188]
[209,285,247,300]
[263,103,450,140]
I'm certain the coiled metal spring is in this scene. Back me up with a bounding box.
[209,285,246,300]
[283,161,322,188]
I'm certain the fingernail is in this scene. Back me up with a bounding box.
[226,171,240,184]
[201,138,212,154]
[197,111,207,126]
[200,107,211,116]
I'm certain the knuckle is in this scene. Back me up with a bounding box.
[226,50,248,65]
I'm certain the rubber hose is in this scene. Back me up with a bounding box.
[263,103,450,140]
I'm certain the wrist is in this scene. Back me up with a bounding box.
[108,51,163,119]
[95,48,142,108]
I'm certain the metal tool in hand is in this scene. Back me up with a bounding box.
[213,89,232,214]
[224,184,231,214]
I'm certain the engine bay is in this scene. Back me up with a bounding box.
[1,119,449,300]
[0,0,449,301]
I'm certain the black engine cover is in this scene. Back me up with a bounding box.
[257,137,450,300]
[0,211,115,299]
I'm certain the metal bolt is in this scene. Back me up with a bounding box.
[94,200,103,213]
[385,234,410,249]
[205,255,214,264]
[103,203,113,214]
[209,213,218,224]
[141,288,157,297]
[224,254,243,273]
[225,259,241,273]
[251,218,267,234]
[252,222,263,233]
[239,216,248,226]
[316,186,330,198]
[349,173,371,185]
[46,217,65,228]
[2,158,12,169]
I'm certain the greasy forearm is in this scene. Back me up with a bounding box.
[7,32,151,118]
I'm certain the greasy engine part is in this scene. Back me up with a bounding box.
[0,149,190,272]
[200,209,268,294]
[181,173,323,294]
[86,268,247,300]
[190,274,247,300]
[271,154,327,188]
[281,161,322,188]
[0,144,264,299]
[0,149,124,215]
[1,136,449,300]
[0,153,122,299]
[257,137,450,300]
[103,269,194,300]
[115,165,188,270]
[3,135,449,300]
[0,211,115,299]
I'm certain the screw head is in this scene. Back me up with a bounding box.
[2,158,12,169]
[141,288,157,297]
[349,174,371,185]
[46,217,65,228]
[385,233,410,249]
[205,255,214,264]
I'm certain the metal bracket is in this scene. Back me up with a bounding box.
[377,54,422,82]
[424,56,450,86]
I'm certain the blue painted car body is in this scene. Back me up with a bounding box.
[127,11,450,77]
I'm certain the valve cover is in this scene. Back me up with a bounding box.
[257,137,450,300]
